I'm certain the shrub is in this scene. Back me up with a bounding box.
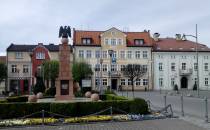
[193,84,197,90]
[173,84,178,91]
[33,77,45,94]
[6,96,28,103]
[129,98,149,114]
[0,99,7,103]
[74,91,83,97]
[99,94,128,101]
[44,87,56,96]
[0,99,148,119]
[104,90,116,95]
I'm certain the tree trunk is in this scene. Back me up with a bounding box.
[131,78,135,98]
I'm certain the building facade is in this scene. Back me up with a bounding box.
[6,43,71,94]
[73,27,153,91]
[153,36,210,90]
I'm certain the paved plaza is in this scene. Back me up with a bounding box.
[1,119,206,130]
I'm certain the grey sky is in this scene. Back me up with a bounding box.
[0,0,210,56]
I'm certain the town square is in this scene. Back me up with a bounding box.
[0,0,210,130]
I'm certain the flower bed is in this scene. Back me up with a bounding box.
[0,114,167,127]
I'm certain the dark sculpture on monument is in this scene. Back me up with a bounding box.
[55,26,74,100]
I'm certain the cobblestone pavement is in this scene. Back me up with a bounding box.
[1,119,206,130]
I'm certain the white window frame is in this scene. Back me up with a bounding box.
[102,64,107,72]
[135,51,141,59]
[159,63,163,71]
[205,78,209,86]
[143,79,148,85]
[127,51,132,59]
[143,51,148,59]
[121,79,126,85]
[136,79,141,86]
[120,51,125,59]
[102,79,107,86]
[79,50,84,58]
[15,52,23,59]
[36,52,45,59]
[86,50,92,58]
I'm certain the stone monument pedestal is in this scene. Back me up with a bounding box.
[55,38,74,100]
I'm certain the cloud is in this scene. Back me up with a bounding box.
[0,0,210,55]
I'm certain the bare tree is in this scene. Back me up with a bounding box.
[122,64,147,98]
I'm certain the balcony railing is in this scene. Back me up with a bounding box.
[179,68,193,76]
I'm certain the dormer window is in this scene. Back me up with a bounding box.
[134,39,144,45]
[36,52,45,59]
[82,38,92,44]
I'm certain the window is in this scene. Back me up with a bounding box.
[159,78,163,87]
[204,63,208,71]
[171,63,175,71]
[194,63,198,71]
[86,50,92,58]
[102,79,107,86]
[171,55,175,59]
[205,78,209,86]
[15,52,23,59]
[120,51,125,59]
[82,38,91,44]
[11,65,17,73]
[128,79,132,85]
[112,51,117,58]
[102,64,107,71]
[171,78,175,86]
[118,39,122,45]
[135,51,140,59]
[181,56,187,59]
[134,39,144,45]
[121,79,126,85]
[136,79,141,85]
[143,51,148,59]
[111,39,116,46]
[127,51,132,59]
[23,65,29,73]
[79,50,84,58]
[120,65,126,71]
[95,79,100,86]
[204,56,209,59]
[105,38,109,45]
[143,65,148,72]
[159,63,163,71]
[181,63,186,70]
[36,52,45,59]
[102,51,107,58]
[143,79,148,85]
[111,64,117,72]
[95,50,100,58]
[95,64,100,71]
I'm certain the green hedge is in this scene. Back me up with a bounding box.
[0,98,148,119]
[100,94,128,101]
[6,96,28,103]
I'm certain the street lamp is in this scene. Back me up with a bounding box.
[183,24,199,97]
[99,58,103,94]
[108,50,114,91]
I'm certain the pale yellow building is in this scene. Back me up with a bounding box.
[73,27,154,91]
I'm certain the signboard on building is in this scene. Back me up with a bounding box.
[82,79,92,88]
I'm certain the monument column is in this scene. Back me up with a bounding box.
[55,26,74,100]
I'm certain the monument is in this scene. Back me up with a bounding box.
[55,26,74,100]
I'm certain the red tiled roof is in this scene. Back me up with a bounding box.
[0,56,6,63]
[154,38,210,52]
[73,28,153,46]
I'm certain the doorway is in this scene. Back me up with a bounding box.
[111,79,117,90]
[181,77,188,89]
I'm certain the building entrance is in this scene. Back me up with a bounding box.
[181,77,188,89]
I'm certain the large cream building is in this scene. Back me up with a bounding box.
[73,27,153,91]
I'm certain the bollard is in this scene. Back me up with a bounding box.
[205,97,208,123]
[42,110,44,126]
[164,95,167,108]
[181,94,184,116]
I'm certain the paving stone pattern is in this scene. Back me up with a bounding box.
[2,119,206,130]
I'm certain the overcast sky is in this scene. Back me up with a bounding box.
[0,0,210,56]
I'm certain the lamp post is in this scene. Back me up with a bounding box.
[108,50,114,91]
[183,24,199,97]
[99,58,103,94]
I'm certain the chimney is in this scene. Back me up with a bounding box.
[153,33,160,41]
[38,43,43,46]
[182,34,187,41]
[175,34,182,40]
